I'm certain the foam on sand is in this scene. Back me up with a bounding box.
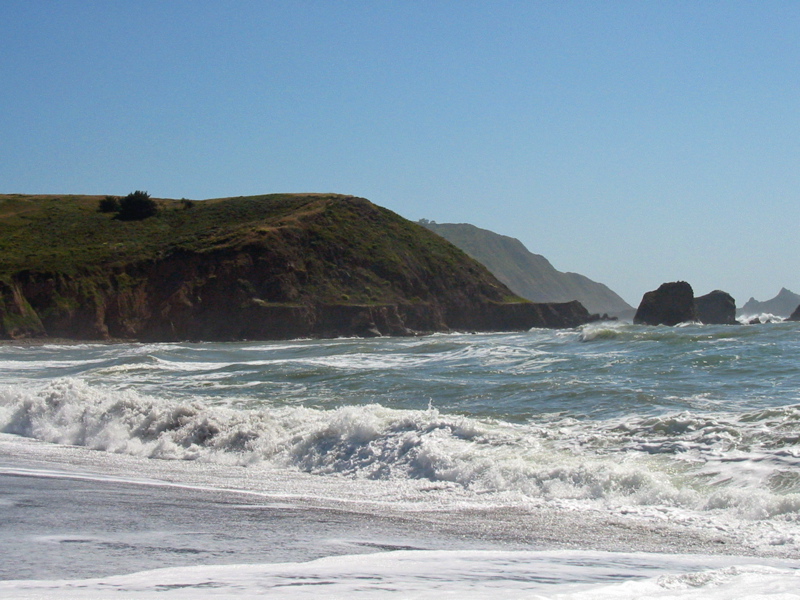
[1,550,798,599]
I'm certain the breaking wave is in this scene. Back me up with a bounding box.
[3,378,800,521]
[736,313,786,324]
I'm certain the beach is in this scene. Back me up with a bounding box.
[2,323,800,597]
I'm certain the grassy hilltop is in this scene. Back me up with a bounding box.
[0,193,590,340]
[0,193,503,303]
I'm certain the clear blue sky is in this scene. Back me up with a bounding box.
[2,1,799,306]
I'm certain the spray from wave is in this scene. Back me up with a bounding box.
[736,313,786,325]
[3,378,800,522]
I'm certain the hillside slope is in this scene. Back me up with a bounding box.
[0,193,591,341]
[420,221,632,316]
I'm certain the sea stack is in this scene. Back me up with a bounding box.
[694,290,737,325]
[634,281,697,326]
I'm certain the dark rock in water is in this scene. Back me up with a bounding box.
[695,290,737,325]
[788,304,800,322]
[588,313,618,322]
[634,281,697,326]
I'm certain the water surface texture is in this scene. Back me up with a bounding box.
[2,322,800,597]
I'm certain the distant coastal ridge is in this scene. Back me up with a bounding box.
[418,220,633,318]
[415,221,800,322]
[737,288,800,318]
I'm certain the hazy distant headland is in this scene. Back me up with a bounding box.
[737,288,800,318]
[419,220,633,317]
[0,193,593,341]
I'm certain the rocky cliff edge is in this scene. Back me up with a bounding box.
[0,193,592,341]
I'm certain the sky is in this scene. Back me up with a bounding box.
[2,1,799,306]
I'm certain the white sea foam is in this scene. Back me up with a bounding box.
[5,328,800,569]
[0,550,797,599]
[737,313,787,324]
[2,378,800,532]
[578,322,627,342]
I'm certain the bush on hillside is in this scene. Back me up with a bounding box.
[98,196,121,213]
[117,191,158,221]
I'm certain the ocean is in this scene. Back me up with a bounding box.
[1,319,800,598]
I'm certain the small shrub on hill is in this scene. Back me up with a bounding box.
[117,191,158,221]
[98,196,120,213]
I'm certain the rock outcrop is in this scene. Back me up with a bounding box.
[634,281,697,326]
[787,305,800,322]
[634,282,739,326]
[694,290,736,325]
[0,193,594,341]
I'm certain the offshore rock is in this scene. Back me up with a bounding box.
[787,304,800,322]
[695,290,737,325]
[634,281,697,326]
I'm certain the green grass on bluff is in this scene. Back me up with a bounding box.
[0,193,322,275]
[0,193,521,307]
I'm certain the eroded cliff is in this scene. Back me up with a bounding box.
[0,193,591,341]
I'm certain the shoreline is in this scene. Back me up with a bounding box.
[3,433,798,582]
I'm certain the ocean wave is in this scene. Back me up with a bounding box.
[578,321,798,347]
[3,379,800,521]
[737,313,787,324]
[578,322,629,341]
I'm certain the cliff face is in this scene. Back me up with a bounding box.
[419,221,632,316]
[0,194,591,341]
